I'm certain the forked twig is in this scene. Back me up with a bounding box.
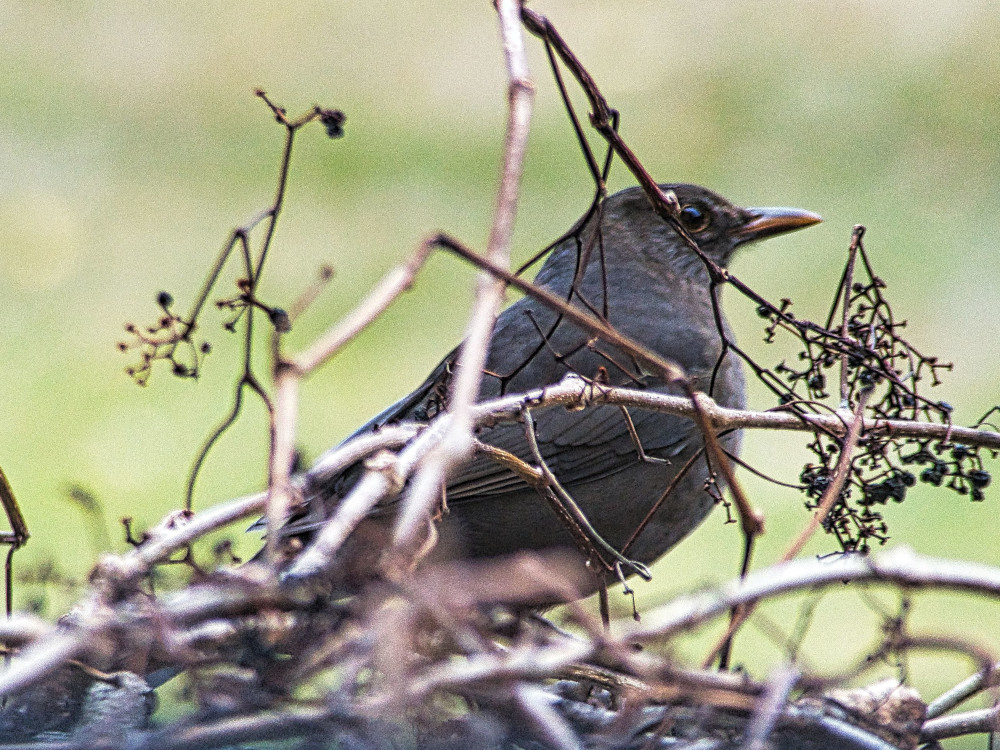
[264,241,435,562]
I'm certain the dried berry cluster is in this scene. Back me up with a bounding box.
[758,235,994,552]
[118,291,210,386]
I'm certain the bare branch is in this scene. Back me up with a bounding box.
[921,706,1000,742]
[926,663,999,719]
[288,241,434,375]
[626,548,1000,644]
[391,0,534,551]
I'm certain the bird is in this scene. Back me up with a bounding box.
[273,184,821,596]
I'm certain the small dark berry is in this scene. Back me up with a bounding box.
[319,108,346,139]
[269,308,291,333]
[968,470,991,489]
[862,484,889,505]
[888,482,906,502]
[920,468,943,487]
[157,291,174,309]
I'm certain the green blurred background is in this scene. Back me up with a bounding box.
[2,0,999,734]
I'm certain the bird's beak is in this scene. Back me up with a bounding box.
[733,206,822,245]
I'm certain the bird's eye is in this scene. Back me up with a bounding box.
[679,204,710,233]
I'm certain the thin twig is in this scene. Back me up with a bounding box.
[433,234,763,539]
[782,388,872,562]
[464,379,1000,450]
[0,467,28,617]
[392,0,534,552]
[516,8,761,544]
[921,706,1000,742]
[285,412,455,578]
[838,226,864,406]
[701,389,872,668]
[288,241,434,375]
[264,365,299,562]
[926,664,999,719]
[262,242,435,562]
[108,378,1000,582]
[744,665,800,750]
[521,406,651,581]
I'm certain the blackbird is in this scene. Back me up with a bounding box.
[277,184,820,592]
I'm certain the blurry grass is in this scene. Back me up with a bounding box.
[1,3,998,739]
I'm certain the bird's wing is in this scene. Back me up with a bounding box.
[444,385,699,502]
[308,318,705,509]
[305,278,709,511]
[347,346,459,437]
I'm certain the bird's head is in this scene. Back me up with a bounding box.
[601,183,822,272]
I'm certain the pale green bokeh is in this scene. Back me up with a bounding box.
[1,1,999,736]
